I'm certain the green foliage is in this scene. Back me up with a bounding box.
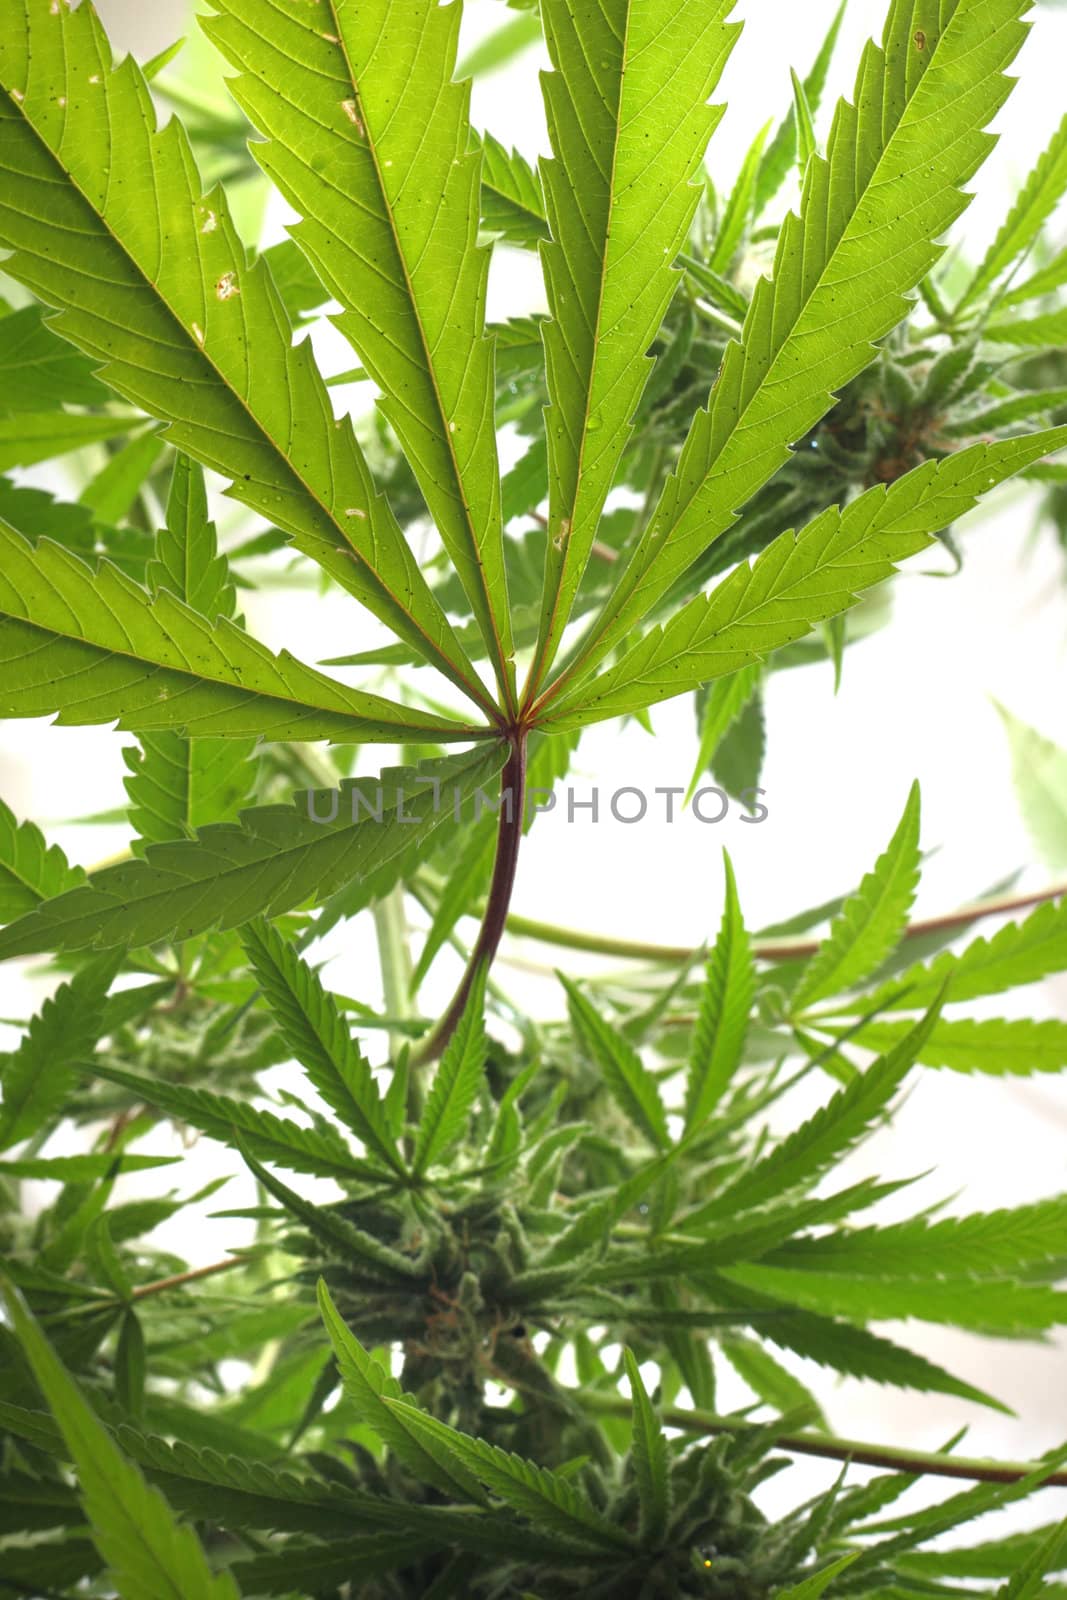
[1,0,1067,1594]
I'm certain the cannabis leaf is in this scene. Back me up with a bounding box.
[684,851,754,1131]
[203,0,516,710]
[525,0,740,695]
[543,0,1036,694]
[0,1279,241,1600]
[0,0,493,715]
[546,433,1067,725]
[241,918,404,1176]
[0,747,505,961]
[0,798,84,924]
[792,781,922,1009]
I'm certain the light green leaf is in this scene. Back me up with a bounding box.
[413,970,488,1177]
[790,69,817,172]
[622,1348,671,1548]
[562,976,670,1149]
[547,0,1034,689]
[754,0,847,215]
[0,796,85,925]
[769,1195,1067,1281]
[547,433,1067,726]
[792,782,922,1009]
[0,0,491,715]
[703,996,945,1217]
[203,0,516,709]
[317,1280,489,1504]
[720,1333,827,1428]
[0,410,140,470]
[944,386,1067,436]
[959,108,1067,310]
[241,918,403,1176]
[821,1015,1067,1076]
[684,852,754,1132]
[526,0,740,694]
[0,953,120,1151]
[457,10,542,79]
[723,1261,1067,1332]
[0,1279,241,1600]
[0,745,506,961]
[709,119,770,275]
[0,522,466,745]
[81,430,166,526]
[845,895,1067,1014]
[998,704,1067,871]
[685,664,762,805]
[477,131,548,248]
[999,247,1067,310]
[985,308,1067,346]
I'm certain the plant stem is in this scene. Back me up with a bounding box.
[130,1256,246,1302]
[580,1391,1067,1489]
[373,885,416,1067]
[416,732,529,1062]
[502,880,1067,967]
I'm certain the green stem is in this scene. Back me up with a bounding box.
[372,887,419,1111]
[580,1392,1067,1489]
[502,880,1067,967]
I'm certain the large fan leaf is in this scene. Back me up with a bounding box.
[0,746,506,961]
[525,0,740,694]
[543,0,1034,693]
[0,0,493,716]
[0,522,469,744]
[546,432,1067,726]
[203,0,516,710]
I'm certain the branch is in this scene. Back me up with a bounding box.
[580,1391,1067,1489]
[415,732,529,1062]
[500,881,1067,966]
[130,1256,247,1302]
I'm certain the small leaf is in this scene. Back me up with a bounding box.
[317,1281,487,1504]
[241,919,403,1176]
[997,704,1067,871]
[792,782,922,1009]
[684,852,754,1132]
[413,970,488,1177]
[562,977,670,1149]
[622,1349,671,1548]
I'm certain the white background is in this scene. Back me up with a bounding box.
[3,0,1067,1529]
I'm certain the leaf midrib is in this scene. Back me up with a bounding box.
[527,0,635,703]
[324,1,516,718]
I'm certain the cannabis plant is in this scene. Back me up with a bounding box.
[2,0,1067,1595]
